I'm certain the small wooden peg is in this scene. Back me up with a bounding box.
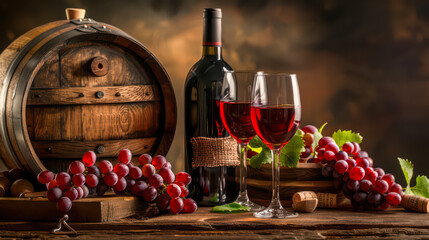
[65,8,86,20]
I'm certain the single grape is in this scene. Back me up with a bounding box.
[142,186,157,202]
[342,142,354,154]
[180,186,189,198]
[87,186,96,195]
[303,133,314,146]
[126,179,136,192]
[367,191,382,207]
[142,164,156,178]
[353,191,367,204]
[118,149,132,164]
[47,187,63,202]
[176,172,192,186]
[386,192,401,206]
[183,198,198,213]
[72,173,85,187]
[307,158,316,163]
[325,143,340,153]
[148,174,163,188]
[374,180,389,194]
[347,180,360,192]
[374,168,385,177]
[335,160,348,174]
[56,172,71,187]
[76,186,84,199]
[167,184,181,198]
[65,188,78,201]
[81,185,89,198]
[335,151,348,161]
[349,166,365,181]
[47,179,58,190]
[365,171,378,184]
[379,202,390,210]
[132,181,148,196]
[382,174,395,187]
[86,174,99,188]
[389,183,403,195]
[356,158,369,169]
[87,166,101,178]
[152,155,167,170]
[59,184,71,192]
[318,137,335,148]
[156,193,171,210]
[138,153,152,166]
[302,125,318,134]
[359,179,372,192]
[129,167,143,180]
[127,162,135,168]
[104,172,119,187]
[69,161,85,175]
[96,181,109,196]
[99,160,113,174]
[322,164,334,178]
[37,170,54,184]
[300,146,311,158]
[82,151,96,167]
[346,159,356,171]
[350,142,360,154]
[114,177,127,192]
[170,197,184,214]
[113,163,129,178]
[159,167,175,184]
[57,197,72,213]
[323,151,335,161]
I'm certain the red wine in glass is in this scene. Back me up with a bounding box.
[250,105,301,149]
[220,101,256,143]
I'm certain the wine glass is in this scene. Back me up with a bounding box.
[219,71,264,211]
[251,73,302,218]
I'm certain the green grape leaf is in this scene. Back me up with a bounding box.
[332,130,363,148]
[318,122,328,134]
[398,158,413,186]
[211,202,250,213]
[248,135,272,168]
[410,175,429,198]
[280,131,305,168]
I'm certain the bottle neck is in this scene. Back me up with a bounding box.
[202,46,222,59]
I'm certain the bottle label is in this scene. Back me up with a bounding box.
[190,136,239,168]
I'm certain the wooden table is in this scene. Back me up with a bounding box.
[0,207,428,239]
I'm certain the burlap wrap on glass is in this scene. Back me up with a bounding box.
[190,136,239,168]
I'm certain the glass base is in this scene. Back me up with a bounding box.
[235,194,265,212]
[253,207,298,219]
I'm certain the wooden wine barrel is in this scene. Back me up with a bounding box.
[0,9,176,174]
[244,163,339,206]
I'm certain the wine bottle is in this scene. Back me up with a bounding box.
[184,8,237,205]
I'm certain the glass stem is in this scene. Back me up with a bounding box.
[219,166,226,204]
[271,148,282,208]
[238,143,248,201]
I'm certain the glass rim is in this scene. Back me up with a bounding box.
[224,70,263,74]
[258,73,297,77]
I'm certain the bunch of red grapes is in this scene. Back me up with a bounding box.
[37,150,197,214]
[300,125,403,210]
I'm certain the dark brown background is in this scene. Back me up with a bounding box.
[0,0,427,187]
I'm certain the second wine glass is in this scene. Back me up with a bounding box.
[219,71,264,211]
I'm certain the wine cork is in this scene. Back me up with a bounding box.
[317,192,338,208]
[10,179,34,197]
[293,191,317,203]
[401,194,429,213]
[65,8,86,20]
[0,176,11,197]
[292,199,318,213]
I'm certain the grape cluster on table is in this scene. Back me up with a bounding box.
[37,150,197,215]
[300,125,403,210]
